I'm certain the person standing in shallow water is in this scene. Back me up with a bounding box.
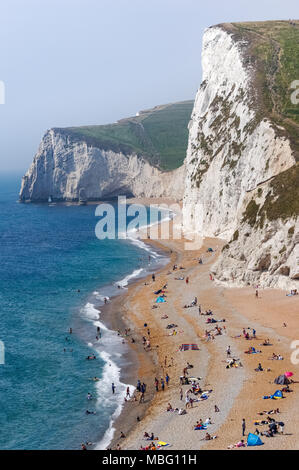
[112,383,116,394]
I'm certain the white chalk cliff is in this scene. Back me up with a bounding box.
[19,129,185,202]
[183,24,298,289]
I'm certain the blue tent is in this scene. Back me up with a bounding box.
[156,296,166,303]
[247,433,263,446]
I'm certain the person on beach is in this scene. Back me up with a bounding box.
[185,395,191,408]
[126,386,130,398]
[165,373,170,386]
[186,276,189,284]
[155,378,159,392]
[242,418,246,436]
[152,274,155,282]
[226,346,231,357]
[236,440,246,447]
[161,378,165,391]
[180,388,183,400]
[214,405,220,412]
[112,383,116,394]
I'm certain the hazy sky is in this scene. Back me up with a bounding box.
[0,0,298,172]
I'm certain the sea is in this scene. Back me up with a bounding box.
[0,173,170,450]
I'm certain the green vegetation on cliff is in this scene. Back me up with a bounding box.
[54,100,193,171]
[226,20,299,158]
[242,164,299,227]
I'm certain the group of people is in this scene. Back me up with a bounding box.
[154,374,170,392]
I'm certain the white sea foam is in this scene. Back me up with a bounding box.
[94,351,135,450]
[81,302,99,320]
[93,292,110,302]
[81,302,135,450]
[114,268,144,288]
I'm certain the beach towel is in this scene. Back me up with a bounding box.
[156,296,166,303]
[194,424,207,430]
[247,433,263,446]
[180,344,199,351]
[157,441,170,448]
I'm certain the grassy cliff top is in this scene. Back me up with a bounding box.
[220,20,299,158]
[54,100,193,171]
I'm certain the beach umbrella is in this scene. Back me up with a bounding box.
[284,371,293,377]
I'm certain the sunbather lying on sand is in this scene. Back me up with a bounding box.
[258,409,280,415]
[261,339,271,346]
[201,309,213,315]
[202,432,217,440]
[269,353,283,360]
[245,346,261,354]
[227,439,246,449]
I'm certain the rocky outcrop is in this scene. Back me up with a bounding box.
[183,23,299,289]
[19,129,185,202]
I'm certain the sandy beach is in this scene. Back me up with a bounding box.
[100,198,299,451]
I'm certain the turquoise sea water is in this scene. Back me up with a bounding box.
[0,174,168,449]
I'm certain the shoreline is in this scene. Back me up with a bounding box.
[87,208,177,450]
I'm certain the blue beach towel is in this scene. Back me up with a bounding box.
[156,296,166,303]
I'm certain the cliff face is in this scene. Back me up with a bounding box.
[20,129,185,201]
[183,22,299,289]
[20,101,193,202]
